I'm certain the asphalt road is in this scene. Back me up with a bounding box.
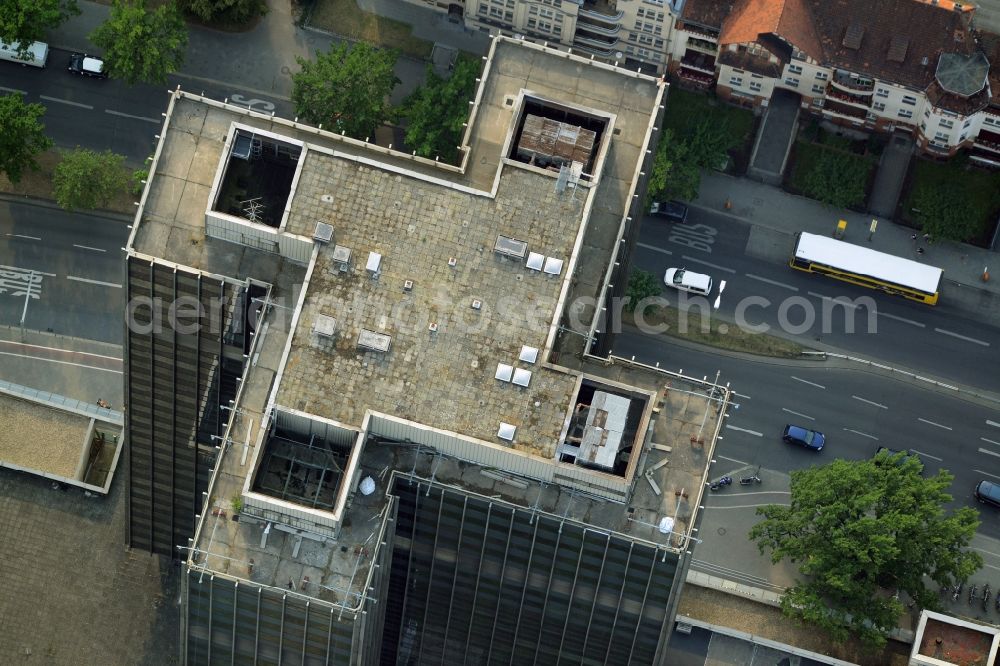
[0,199,128,343]
[632,207,1000,391]
[0,48,295,163]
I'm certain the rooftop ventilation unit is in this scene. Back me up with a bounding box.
[543,257,564,276]
[313,222,334,244]
[495,363,514,382]
[358,328,391,352]
[495,235,529,259]
[366,251,382,279]
[312,314,337,338]
[497,422,516,441]
[403,279,414,292]
[512,368,532,387]
[519,345,539,364]
[332,245,352,272]
[526,252,545,271]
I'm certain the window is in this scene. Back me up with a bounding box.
[811,84,824,94]
[788,64,802,75]
[902,95,917,106]
[960,132,968,141]
[923,108,931,118]
[749,81,762,92]
[654,25,662,35]
[898,108,913,119]
[732,68,744,74]
[730,75,743,86]
[504,9,512,20]
[872,101,886,112]
[637,7,644,16]
[538,19,552,31]
[963,119,971,128]
[539,8,553,18]
[527,17,535,27]
[939,119,954,129]
[634,20,642,30]
[815,71,828,80]
[654,38,664,48]
[529,5,537,13]
[934,131,950,141]
[876,87,889,98]
[784,77,800,87]
[985,115,1000,126]
[751,73,762,79]
[638,48,650,58]
[554,13,561,21]
[628,33,637,42]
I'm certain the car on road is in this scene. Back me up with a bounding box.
[975,480,1000,508]
[68,53,107,79]
[782,424,825,451]
[663,268,713,295]
[649,200,688,223]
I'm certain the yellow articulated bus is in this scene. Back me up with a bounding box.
[790,232,943,305]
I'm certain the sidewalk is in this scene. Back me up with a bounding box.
[694,171,1000,315]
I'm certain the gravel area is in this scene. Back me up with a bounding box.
[0,394,89,479]
[678,585,912,665]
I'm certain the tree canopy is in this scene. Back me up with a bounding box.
[797,146,868,209]
[90,0,188,86]
[625,269,661,313]
[177,0,265,25]
[0,0,78,49]
[911,185,983,243]
[749,454,981,648]
[648,120,733,205]
[53,148,128,211]
[292,42,399,140]
[398,56,479,163]
[0,93,53,184]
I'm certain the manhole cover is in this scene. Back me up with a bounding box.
[717,527,726,535]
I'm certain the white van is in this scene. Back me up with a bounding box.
[0,40,49,68]
[664,267,713,295]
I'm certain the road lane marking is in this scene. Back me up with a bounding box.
[791,376,825,389]
[732,391,751,399]
[636,242,672,255]
[934,328,990,347]
[0,351,122,374]
[918,417,952,431]
[73,244,107,253]
[701,500,791,510]
[66,275,122,288]
[808,291,861,309]
[717,455,749,466]
[987,420,1000,429]
[0,86,26,95]
[976,469,1000,481]
[105,109,160,124]
[876,311,926,328]
[725,425,762,437]
[979,448,1000,459]
[982,438,1000,447]
[843,428,878,440]
[910,448,942,461]
[782,407,814,421]
[40,94,93,110]
[5,233,41,241]
[852,395,887,409]
[744,273,798,291]
[680,255,736,274]
[0,340,121,361]
[0,263,55,276]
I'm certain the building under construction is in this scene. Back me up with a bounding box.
[124,36,728,665]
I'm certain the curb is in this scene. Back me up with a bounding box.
[0,193,133,223]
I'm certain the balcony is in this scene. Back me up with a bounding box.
[680,50,716,75]
[825,86,872,109]
[822,98,869,121]
[974,128,1000,154]
[677,68,714,89]
[573,29,618,48]
[570,39,618,58]
[830,71,874,93]
[574,17,620,37]
[578,0,624,22]
[686,37,719,55]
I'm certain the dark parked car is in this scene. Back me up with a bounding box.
[782,424,825,451]
[649,200,688,223]
[68,53,106,78]
[975,480,1000,508]
[873,446,923,471]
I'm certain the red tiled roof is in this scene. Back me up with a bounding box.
[680,0,733,30]
[718,0,977,90]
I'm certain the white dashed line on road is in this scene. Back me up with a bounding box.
[716,455,750,466]
[6,233,41,241]
[636,242,673,256]
[934,328,990,347]
[982,437,1000,447]
[843,428,879,440]
[73,244,107,253]
[0,86,26,95]
[791,376,825,389]
[976,469,1000,481]
[0,350,122,373]
[105,109,160,124]
[987,420,1000,429]
[910,449,942,461]
[744,273,799,291]
[876,311,926,328]
[979,448,1000,459]
[918,417,952,431]
[731,392,751,399]
[851,395,887,409]
[681,255,737,274]
[725,425,763,437]
[782,407,814,421]
[40,95,93,109]
[66,275,122,288]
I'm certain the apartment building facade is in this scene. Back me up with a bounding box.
[668,0,1000,158]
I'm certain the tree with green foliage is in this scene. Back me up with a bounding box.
[292,42,399,140]
[53,148,128,211]
[398,56,479,163]
[177,0,265,25]
[625,269,661,313]
[647,129,701,204]
[0,0,78,50]
[749,453,981,649]
[798,147,868,209]
[90,0,187,86]
[911,186,983,243]
[0,94,53,184]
